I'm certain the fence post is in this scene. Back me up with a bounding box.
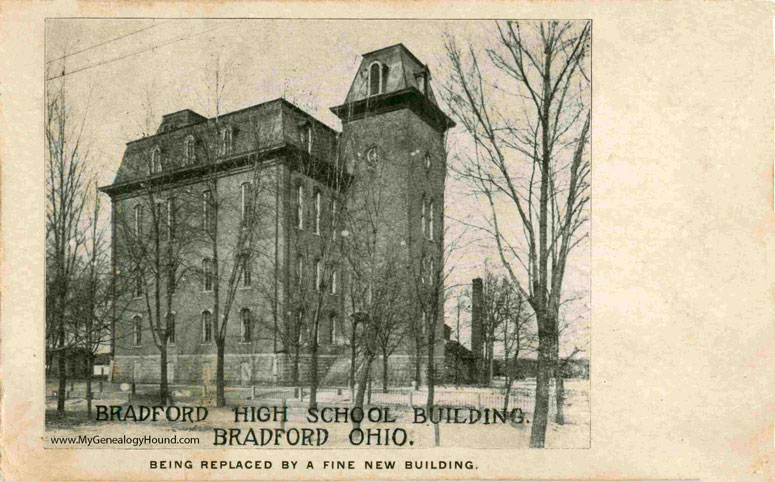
[477,393,482,409]
[409,391,414,407]
[252,385,256,399]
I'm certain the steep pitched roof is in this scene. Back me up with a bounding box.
[343,43,439,105]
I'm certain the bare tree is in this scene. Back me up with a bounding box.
[501,286,536,412]
[443,20,591,447]
[115,161,200,404]
[45,74,92,414]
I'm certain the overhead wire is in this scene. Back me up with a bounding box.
[46,20,243,82]
[46,20,170,64]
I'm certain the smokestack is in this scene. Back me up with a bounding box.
[471,278,484,360]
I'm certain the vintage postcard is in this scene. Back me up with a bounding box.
[0,2,773,482]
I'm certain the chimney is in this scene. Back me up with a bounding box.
[470,278,484,359]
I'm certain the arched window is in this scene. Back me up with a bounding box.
[241,252,252,288]
[220,126,233,156]
[300,124,313,154]
[133,268,143,298]
[296,309,306,343]
[297,255,305,288]
[150,147,162,174]
[203,258,213,292]
[314,190,321,235]
[166,198,175,241]
[184,135,195,164]
[369,62,382,97]
[429,200,435,241]
[241,309,252,342]
[329,314,337,344]
[330,267,337,295]
[330,198,338,240]
[202,311,212,343]
[166,313,175,344]
[134,204,143,237]
[424,153,431,169]
[241,182,252,226]
[203,191,213,234]
[133,316,142,345]
[420,195,426,238]
[296,184,304,230]
[315,259,322,292]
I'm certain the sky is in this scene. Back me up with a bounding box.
[46,19,590,355]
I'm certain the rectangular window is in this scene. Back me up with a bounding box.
[203,259,213,292]
[134,317,142,346]
[203,191,213,234]
[241,310,252,342]
[314,191,321,235]
[241,253,252,288]
[296,184,304,229]
[241,182,251,226]
[155,201,166,240]
[420,197,426,239]
[202,312,212,343]
[330,315,337,345]
[331,198,338,240]
[167,198,175,241]
[134,205,143,237]
[297,256,305,289]
[429,200,435,240]
[315,259,322,292]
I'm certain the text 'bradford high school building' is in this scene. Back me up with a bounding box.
[100,44,457,387]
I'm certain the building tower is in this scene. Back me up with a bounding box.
[331,44,455,383]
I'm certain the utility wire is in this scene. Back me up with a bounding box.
[46,20,169,64]
[46,20,242,82]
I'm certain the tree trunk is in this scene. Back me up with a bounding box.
[352,355,373,430]
[159,345,169,405]
[425,333,436,414]
[529,329,553,448]
[555,369,565,425]
[309,339,318,411]
[292,345,300,387]
[86,355,94,419]
[382,352,389,393]
[414,339,422,390]
[349,337,356,395]
[216,340,225,407]
[503,375,513,412]
[56,350,67,414]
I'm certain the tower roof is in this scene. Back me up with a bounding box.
[342,43,440,106]
[332,44,455,132]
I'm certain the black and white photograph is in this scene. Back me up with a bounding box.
[43,18,591,450]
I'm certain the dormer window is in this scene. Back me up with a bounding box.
[368,61,388,97]
[300,123,312,154]
[415,71,428,96]
[184,135,196,165]
[220,126,233,156]
[150,146,162,174]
